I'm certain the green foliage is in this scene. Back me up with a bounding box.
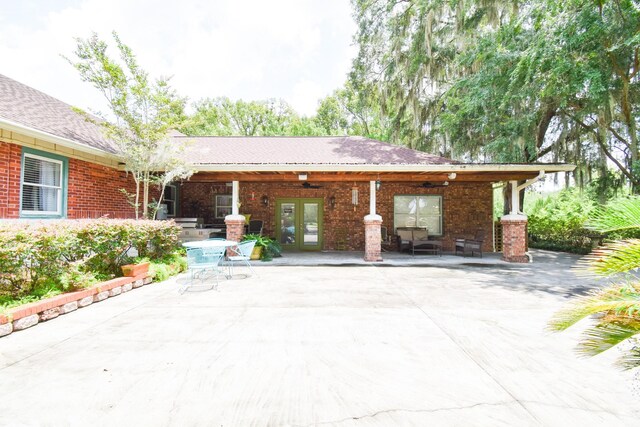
[181,97,325,137]
[241,234,282,261]
[526,189,597,253]
[147,252,187,282]
[350,0,640,191]
[66,32,192,219]
[550,197,640,370]
[0,219,182,305]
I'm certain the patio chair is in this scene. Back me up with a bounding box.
[227,240,257,277]
[181,246,226,294]
[455,230,485,258]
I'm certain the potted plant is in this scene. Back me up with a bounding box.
[121,261,150,277]
[242,234,282,261]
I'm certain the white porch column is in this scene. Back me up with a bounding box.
[369,180,376,216]
[226,180,245,244]
[364,180,382,262]
[232,180,240,215]
[510,180,519,215]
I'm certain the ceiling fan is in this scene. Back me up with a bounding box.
[418,181,449,188]
[302,182,323,189]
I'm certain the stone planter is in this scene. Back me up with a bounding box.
[121,262,150,277]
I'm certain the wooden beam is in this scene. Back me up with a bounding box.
[187,171,539,183]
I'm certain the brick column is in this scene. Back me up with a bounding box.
[501,214,529,263]
[364,214,383,262]
[225,214,246,243]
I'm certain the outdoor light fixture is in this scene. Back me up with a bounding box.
[329,196,336,209]
[448,172,457,180]
[375,179,381,191]
[261,195,269,207]
[298,173,308,181]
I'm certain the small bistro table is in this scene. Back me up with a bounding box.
[182,239,239,285]
[182,239,238,250]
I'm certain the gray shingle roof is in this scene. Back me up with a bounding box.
[0,74,457,166]
[177,136,457,166]
[0,73,117,153]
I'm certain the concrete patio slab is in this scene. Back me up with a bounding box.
[0,250,637,426]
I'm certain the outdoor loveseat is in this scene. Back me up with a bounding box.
[396,227,442,256]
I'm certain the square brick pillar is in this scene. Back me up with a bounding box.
[225,214,246,243]
[364,214,383,262]
[501,214,529,263]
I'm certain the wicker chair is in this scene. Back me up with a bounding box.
[455,230,485,258]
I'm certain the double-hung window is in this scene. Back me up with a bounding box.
[394,195,443,235]
[21,149,67,218]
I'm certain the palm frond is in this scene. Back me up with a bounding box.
[586,197,640,233]
[614,341,640,370]
[549,282,640,331]
[576,321,640,357]
[579,239,640,276]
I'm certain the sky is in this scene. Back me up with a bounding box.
[0,0,357,116]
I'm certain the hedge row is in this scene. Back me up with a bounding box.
[0,219,182,300]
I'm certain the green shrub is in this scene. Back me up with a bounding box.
[526,189,597,254]
[148,252,187,282]
[0,219,182,303]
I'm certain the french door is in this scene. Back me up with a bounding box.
[275,198,323,251]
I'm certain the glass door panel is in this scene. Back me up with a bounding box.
[279,202,296,246]
[303,203,319,246]
[276,198,323,250]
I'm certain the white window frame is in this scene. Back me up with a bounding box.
[21,152,64,216]
[393,195,443,236]
[215,194,233,219]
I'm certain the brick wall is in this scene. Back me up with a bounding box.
[178,182,231,223]
[0,140,136,219]
[0,141,21,218]
[66,157,136,219]
[501,217,529,263]
[179,180,494,252]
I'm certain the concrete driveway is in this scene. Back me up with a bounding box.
[1,251,638,426]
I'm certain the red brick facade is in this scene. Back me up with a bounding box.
[0,141,135,219]
[501,216,529,263]
[0,141,21,218]
[179,180,494,252]
[364,215,383,261]
[66,157,136,219]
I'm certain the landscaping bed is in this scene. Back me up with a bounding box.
[0,219,186,337]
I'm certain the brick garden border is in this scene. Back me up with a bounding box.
[0,273,153,338]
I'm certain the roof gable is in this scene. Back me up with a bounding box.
[0,73,117,153]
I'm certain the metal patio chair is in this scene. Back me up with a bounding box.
[227,240,257,277]
[181,246,226,293]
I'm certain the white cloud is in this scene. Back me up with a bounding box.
[0,0,356,117]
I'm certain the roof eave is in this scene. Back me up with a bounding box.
[189,163,576,173]
[0,117,121,161]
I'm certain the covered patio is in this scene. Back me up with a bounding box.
[171,136,574,262]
